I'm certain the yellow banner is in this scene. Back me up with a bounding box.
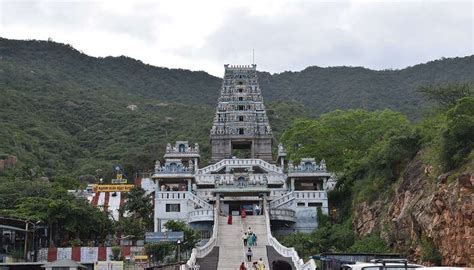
[92,184,134,192]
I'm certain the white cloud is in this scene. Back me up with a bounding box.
[0,0,472,76]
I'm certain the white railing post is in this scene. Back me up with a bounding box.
[264,199,316,270]
[185,200,219,269]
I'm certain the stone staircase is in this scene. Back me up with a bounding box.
[216,215,270,270]
[242,216,271,268]
[188,192,213,209]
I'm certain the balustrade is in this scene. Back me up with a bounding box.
[269,208,296,222]
[264,200,316,270]
[154,166,193,174]
[186,204,219,269]
[156,191,187,200]
[197,159,282,174]
[269,191,327,208]
[188,209,214,222]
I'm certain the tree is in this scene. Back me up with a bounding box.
[348,233,390,253]
[116,187,153,239]
[144,242,174,263]
[441,97,474,169]
[418,83,473,108]
[281,109,411,173]
[164,220,199,252]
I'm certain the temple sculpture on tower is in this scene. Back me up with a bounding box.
[210,64,273,163]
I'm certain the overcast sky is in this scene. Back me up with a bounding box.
[0,0,472,76]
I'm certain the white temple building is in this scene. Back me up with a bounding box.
[151,64,334,236]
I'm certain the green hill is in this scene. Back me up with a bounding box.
[0,37,472,180]
[258,57,474,116]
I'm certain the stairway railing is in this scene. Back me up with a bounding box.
[188,192,213,209]
[264,199,317,270]
[270,190,328,209]
[269,191,294,209]
[197,158,283,174]
[185,200,219,269]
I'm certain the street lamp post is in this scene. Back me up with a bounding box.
[176,240,181,262]
[24,222,29,261]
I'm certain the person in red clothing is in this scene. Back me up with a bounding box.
[227,214,232,224]
[241,208,247,218]
[240,262,247,270]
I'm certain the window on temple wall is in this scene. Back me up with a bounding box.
[308,202,323,207]
[238,88,243,93]
[178,144,186,152]
[170,162,177,172]
[297,202,305,207]
[239,116,244,122]
[238,105,244,111]
[238,81,243,85]
[166,204,180,212]
[239,97,243,101]
[239,128,244,135]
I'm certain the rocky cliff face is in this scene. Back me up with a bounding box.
[353,156,473,266]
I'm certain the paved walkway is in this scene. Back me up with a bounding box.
[216,215,270,270]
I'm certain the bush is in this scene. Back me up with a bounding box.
[441,97,474,170]
[420,235,442,265]
[111,246,121,261]
[144,242,174,263]
[349,233,391,253]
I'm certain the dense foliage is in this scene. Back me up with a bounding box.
[440,97,474,170]
[279,208,389,258]
[115,187,154,239]
[143,220,198,264]
[258,59,474,117]
[279,89,473,256]
[0,38,472,181]
[0,172,113,246]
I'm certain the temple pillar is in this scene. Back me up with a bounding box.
[187,179,192,191]
[290,178,295,191]
[154,218,159,232]
[194,158,199,170]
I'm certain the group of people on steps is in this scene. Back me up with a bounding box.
[240,227,265,270]
[240,258,266,270]
[243,227,258,246]
[226,207,266,269]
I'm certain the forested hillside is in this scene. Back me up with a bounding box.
[0,37,473,181]
[259,57,474,116]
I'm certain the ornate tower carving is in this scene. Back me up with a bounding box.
[210,64,273,163]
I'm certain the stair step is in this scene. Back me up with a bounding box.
[217,215,270,269]
[195,246,219,270]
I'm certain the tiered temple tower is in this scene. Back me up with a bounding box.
[210,64,273,163]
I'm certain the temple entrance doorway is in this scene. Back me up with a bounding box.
[231,141,252,158]
[223,201,261,216]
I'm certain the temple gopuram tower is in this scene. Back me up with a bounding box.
[210,64,273,163]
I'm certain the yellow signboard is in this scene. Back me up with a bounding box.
[92,184,134,193]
